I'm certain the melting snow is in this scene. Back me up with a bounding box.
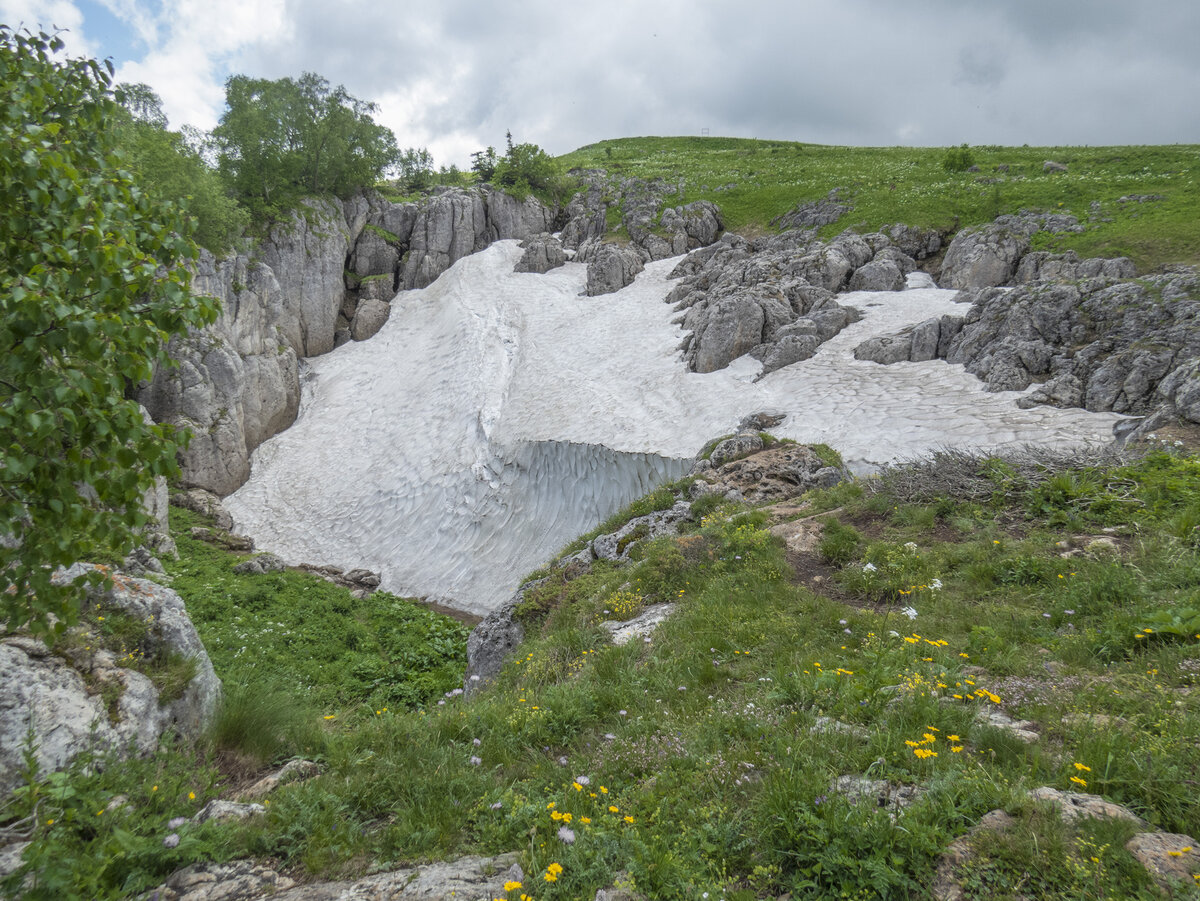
[226,241,1122,614]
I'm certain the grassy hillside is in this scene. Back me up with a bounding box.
[559,138,1200,271]
[8,446,1200,899]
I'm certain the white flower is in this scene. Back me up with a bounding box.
[929,578,943,591]
[904,541,918,551]
[557,826,576,844]
[901,606,918,620]
[862,562,877,573]
[575,775,590,786]
[469,756,482,766]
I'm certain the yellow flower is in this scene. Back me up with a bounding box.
[323,714,336,720]
[609,805,619,813]
[551,810,563,821]
[1070,776,1087,787]
[950,745,964,753]
[504,880,523,892]
[546,802,555,809]
[580,816,591,824]
[188,792,196,801]
[1073,762,1091,772]
[562,813,572,823]
[946,735,960,742]
[624,815,635,823]
[599,786,608,793]
[572,782,582,791]
[152,785,158,792]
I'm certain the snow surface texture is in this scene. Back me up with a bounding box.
[226,241,1123,614]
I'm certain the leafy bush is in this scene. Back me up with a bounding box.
[941,143,976,172]
[819,518,862,565]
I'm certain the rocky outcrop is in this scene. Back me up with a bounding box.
[148,853,522,901]
[691,442,843,504]
[560,170,723,267]
[141,188,554,497]
[514,233,567,273]
[590,501,692,561]
[771,188,851,230]
[585,242,645,296]
[664,228,935,374]
[0,566,219,798]
[938,211,1084,290]
[463,579,538,692]
[854,267,1200,432]
[1013,250,1136,285]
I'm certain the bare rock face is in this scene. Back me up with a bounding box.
[463,580,537,692]
[590,502,692,561]
[938,211,1085,290]
[349,297,391,342]
[585,242,645,296]
[141,189,554,497]
[514,233,567,274]
[0,566,220,799]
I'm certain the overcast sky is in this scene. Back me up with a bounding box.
[3,0,1198,167]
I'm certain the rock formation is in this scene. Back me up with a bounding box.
[0,566,220,798]
[853,265,1200,431]
[140,188,554,497]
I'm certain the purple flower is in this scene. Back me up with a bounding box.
[162,833,180,849]
[557,826,576,844]
[469,756,482,766]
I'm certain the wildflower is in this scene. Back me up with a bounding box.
[580,816,591,824]
[575,775,590,786]
[624,815,635,823]
[163,833,180,849]
[901,606,918,619]
[951,745,964,753]
[862,562,877,573]
[469,756,482,766]
[947,735,960,742]
[544,862,564,882]
[572,782,583,791]
[152,785,158,792]
[323,715,336,720]
[188,792,196,801]
[1074,762,1091,772]
[473,738,482,746]
[600,786,608,793]
[505,881,523,892]
[609,805,619,813]
[1070,776,1087,787]
[490,801,503,810]
[557,826,576,844]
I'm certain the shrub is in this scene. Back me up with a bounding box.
[942,143,976,172]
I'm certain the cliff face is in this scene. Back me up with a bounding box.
[140,188,553,496]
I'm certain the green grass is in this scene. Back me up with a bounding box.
[559,137,1200,271]
[6,449,1200,899]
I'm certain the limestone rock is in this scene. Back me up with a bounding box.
[591,502,692,561]
[771,189,850,230]
[1027,787,1149,826]
[883,223,942,260]
[268,851,520,901]
[350,297,391,341]
[708,433,764,467]
[193,800,266,824]
[144,860,295,901]
[463,581,537,691]
[1,566,220,798]
[585,242,645,296]
[974,708,1039,743]
[693,444,840,504]
[514,233,566,273]
[172,488,233,531]
[848,259,904,292]
[601,602,678,646]
[831,775,922,819]
[932,810,1018,901]
[1125,832,1200,891]
[231,553,287,576]
[240,759,322,801]
[939,218,1034,290]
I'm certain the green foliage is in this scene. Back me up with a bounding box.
[942,143,976,172]
[166,508,470,713]
[113,84,249,254]
[213,71,399,218]
[819,517,862,565]
[0,28,218,637]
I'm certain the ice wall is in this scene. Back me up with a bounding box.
[226,241,1123,613]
